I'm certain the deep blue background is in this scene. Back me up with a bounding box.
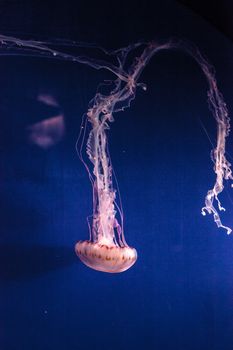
[0,1,233,349]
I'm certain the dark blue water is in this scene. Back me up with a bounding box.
[0,1,233,349]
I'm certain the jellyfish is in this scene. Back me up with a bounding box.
[74,89,139,273]
[75,41,233,273]
[0,35,231,274]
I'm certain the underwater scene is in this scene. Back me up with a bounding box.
[0,1,232,349]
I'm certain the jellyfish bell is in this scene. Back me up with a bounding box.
[75,186,138,273]
[75,240,137,273]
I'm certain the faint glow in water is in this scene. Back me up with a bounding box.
[0,35,231,273]
[27,94,65,149]
[27,115,65,149]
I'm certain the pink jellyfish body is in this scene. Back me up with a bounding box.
[76,242,137,273]
[75,103,138,273]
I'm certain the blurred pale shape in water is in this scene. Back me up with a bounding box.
[27,94,65,149]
